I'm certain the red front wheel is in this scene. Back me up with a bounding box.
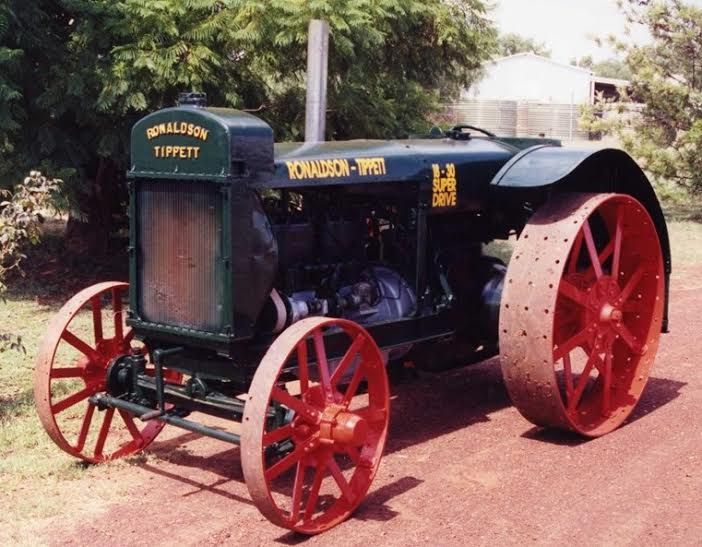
[34,282,169,462]
[241,317,390,534]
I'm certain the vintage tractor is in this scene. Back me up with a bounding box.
[34,97,670,533]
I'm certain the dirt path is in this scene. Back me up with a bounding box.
[13,266,702,546]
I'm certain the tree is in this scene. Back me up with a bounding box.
[1,172,60,352]
[581,0,702,192]
[497,32,551,58]
[570,55,594,70]
[592,58,633,80]
[0,0,497,246]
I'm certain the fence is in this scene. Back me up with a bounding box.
[441,99,591,141]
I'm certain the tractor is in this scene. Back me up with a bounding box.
[34,95,670,533]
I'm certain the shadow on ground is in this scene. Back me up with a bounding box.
[520,376,686,445]
[140,360,686,501]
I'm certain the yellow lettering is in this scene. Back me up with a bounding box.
[200,128,209,141]
[187,123,195,136]
[193,126,202,139]
[285,159,357,180]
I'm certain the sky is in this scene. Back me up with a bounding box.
[491,0,650,64]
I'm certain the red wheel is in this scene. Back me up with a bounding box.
[34,282,169,462]
[500,193,665,437]
[241,317,390,534]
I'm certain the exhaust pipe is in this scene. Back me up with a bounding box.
[304,19,330,143]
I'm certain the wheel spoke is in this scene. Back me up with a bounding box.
[50,366,84,379]
[596,238,615,269]
[617,266,645,305]
[568,231,583,273]
[559,279,588,306]
[61,330,102,364]
[614,322,641,353]
[111,440,140,460]
[289,459,306,525]
[270,386,319,424]
[265,444,305,481]
[341,363,365,406]
[75,403,95,452]
[612,207,624,280]
[553,325,592,362]
[345,445,361,465]
[353,406,387,425]
[297,341,309,393]
[91,297,103,344]
[563,353,574,399]
[312,329,332,400]
[330,334,366,387]
[262,424,294,447]
[582,220,603,279]
[53,387,93,414]
[303,456,327,520]
[94,407,114,458]
[567,352,599,412]
[119,410,143,444]
[328,456,355,504]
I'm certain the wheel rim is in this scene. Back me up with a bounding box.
[500,193,665,437]
[241,317,390,534]
[34,282,168,462]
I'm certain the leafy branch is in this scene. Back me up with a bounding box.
[0,171,61,352]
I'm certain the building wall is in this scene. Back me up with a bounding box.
[442,99,591,141]
[467,54,594,104]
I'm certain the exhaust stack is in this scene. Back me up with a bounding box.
[304,19,329,143]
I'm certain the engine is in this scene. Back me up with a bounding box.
[257,190,418,335]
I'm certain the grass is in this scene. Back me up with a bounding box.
[0,204,700,534]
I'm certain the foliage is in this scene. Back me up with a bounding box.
[581,0,702,193]
[496,32,550,58]
[0,0,497,238]
[0,4,23,156]
[591,58,633,80]
[571,56,631,79]
[0,172,60,352]
[570,55,594,69]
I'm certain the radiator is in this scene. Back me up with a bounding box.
[137,180,224,332]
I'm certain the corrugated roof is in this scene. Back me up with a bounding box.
[491,52,594,75]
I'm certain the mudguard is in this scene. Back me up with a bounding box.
[491,145,671,332]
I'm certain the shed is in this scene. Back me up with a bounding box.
[467,53,596,104]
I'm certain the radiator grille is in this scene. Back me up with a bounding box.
[137,180,224,332]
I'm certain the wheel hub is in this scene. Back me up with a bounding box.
[317,404,368,446]
[585,276,624,330]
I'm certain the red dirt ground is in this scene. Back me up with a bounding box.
[22,266,702,545]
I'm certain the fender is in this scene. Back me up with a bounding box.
[491,145,671,332]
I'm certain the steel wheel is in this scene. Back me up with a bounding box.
[500,193,665,437]
[34,282,169,462]
[241,317,390,534]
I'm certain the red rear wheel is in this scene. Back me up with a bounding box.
[241,317,390,534]
[34,282,172,462]
[500,193,665,436]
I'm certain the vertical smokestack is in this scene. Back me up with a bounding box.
[305,19,329,143]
